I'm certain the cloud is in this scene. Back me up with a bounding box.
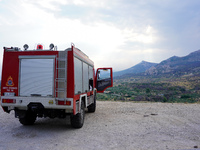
[0,0,180,71]
[70,0,110,8]
[0,0,200,74]
[121,25,159,44]
[0,0,125,68]
[21,0,68,11]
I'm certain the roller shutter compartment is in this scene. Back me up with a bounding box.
[19,58,54,97]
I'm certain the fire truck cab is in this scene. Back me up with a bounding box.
[1,43,113,128]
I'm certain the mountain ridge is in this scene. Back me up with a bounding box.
[114,61,157,77]
[146,49,200,76]
[114,49,200,77]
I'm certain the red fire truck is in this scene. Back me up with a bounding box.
[1,43,113,128]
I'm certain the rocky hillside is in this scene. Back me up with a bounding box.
[114,61,157,77]
[145,50,200,76]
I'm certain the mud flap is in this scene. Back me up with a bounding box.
[15,109,26,118]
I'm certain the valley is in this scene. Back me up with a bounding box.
[98,74,200,103]
[100,49,200,103]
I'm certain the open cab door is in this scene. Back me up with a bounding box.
[95,68,113,93]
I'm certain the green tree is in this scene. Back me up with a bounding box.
[146,88,151,94]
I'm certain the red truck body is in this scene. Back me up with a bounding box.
[1,44,113,128]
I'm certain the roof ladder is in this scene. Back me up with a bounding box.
[55,52,67,103]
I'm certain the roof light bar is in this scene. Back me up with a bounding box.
[37,44,43,50]
[49,43,54,50]
[23,44,29,50]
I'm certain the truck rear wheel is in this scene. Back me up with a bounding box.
[88,94,96,113]
[19,110,37,125]
[70,101,85,128]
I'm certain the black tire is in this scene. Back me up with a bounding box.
[19,110,37,125]
[70,101,85,128]
[88,94,96,113]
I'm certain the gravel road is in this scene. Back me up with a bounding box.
[0,101,200,150]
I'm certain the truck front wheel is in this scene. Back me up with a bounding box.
[70,101,85,128]
[19,110,37,125]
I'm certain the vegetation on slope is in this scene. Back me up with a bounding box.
[97,74,200,103]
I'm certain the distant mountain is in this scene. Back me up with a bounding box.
[145,50,200,76]
[114,61,157,77]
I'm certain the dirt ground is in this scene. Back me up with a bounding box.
[0,101,200,150]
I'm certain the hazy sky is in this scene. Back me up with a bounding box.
[0,0,200,72]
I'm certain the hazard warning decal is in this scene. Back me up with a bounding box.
[6,76,14,86]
